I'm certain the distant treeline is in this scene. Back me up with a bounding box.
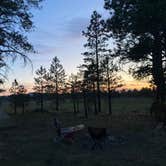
[0,87,154,116]
[5,87,154,100]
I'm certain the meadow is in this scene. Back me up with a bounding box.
[1,97,166,166]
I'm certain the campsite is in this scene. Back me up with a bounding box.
[1,0,166,166]
[1,97,166,166]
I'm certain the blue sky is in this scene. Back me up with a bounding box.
[1,0,149,95]
[4,0,107,90]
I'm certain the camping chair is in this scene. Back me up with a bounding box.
[88,127,107,150]
[54,118,84,143]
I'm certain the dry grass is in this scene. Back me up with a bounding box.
[1,97,166,166]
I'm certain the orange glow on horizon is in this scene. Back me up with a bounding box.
[0,80,151,96]
[121,81,150,90]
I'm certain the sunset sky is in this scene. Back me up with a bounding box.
[1,0,150,95]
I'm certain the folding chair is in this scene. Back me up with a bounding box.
[88,127,107,150]
[53,118,84,143]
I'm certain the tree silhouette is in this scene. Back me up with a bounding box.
[50,56,66,111]
[44,72,54,94]
[81,62,98,115]
[82,11,110,112]
[9,79,27,114]
[16,85,27,114]
[9,79,19,114]
[101,56,123,114]
[81,81,88,118]
[105,0,166,103]
[68,73,82,114]
[34,66,47,112]
[0,0,43,82]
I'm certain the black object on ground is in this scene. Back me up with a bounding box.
[88,127,107,150]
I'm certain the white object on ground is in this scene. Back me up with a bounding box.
[61,124,85,134]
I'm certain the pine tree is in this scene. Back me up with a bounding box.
[50,56,66,111]
[44,72,54,94]
[68,73,82,114]
[34,66,47,112]
[17,85,27,114]
[82,11,111,112]
[82,62,98,115]
[9,79,27,114]
[0,0,43,82]
[101,56,122,114]
[9,79,19,114]
[105,0,166,103]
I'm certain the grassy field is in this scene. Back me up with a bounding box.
[1,97,166,166]
[4,96,153,114]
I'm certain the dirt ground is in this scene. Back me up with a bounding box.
[0,110,166,166]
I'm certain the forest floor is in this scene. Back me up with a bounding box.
[1,97,166,166]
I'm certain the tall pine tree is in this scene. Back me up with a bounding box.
[101,56,122,114]
[82,11,110,113]
[105,0,166,103]
[34,66,47,112]
[50,56,66,111]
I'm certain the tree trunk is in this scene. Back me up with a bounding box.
[86,92,91,113]
[96,36,101,112]
[152,34,165,103]
[108,90,112,115]
[107,59,112,115]
[22,95,25,114]
[55,80,59,111]
[56,92,59,111]
[76,96,80,113]
[83,90,88,118]
[40,93,44,112]
[93,82,98,115]
[72,93,76,114]
[14,95,17,114]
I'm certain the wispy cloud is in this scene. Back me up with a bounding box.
[65,17,89,39]
[34,44,57,55]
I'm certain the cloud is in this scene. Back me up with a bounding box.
[63,14,110,41]
[29,17,89,48]
[34,44,57,55]
[64,17,89,39]
[29,28,62,49]
[34,29,58,40]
